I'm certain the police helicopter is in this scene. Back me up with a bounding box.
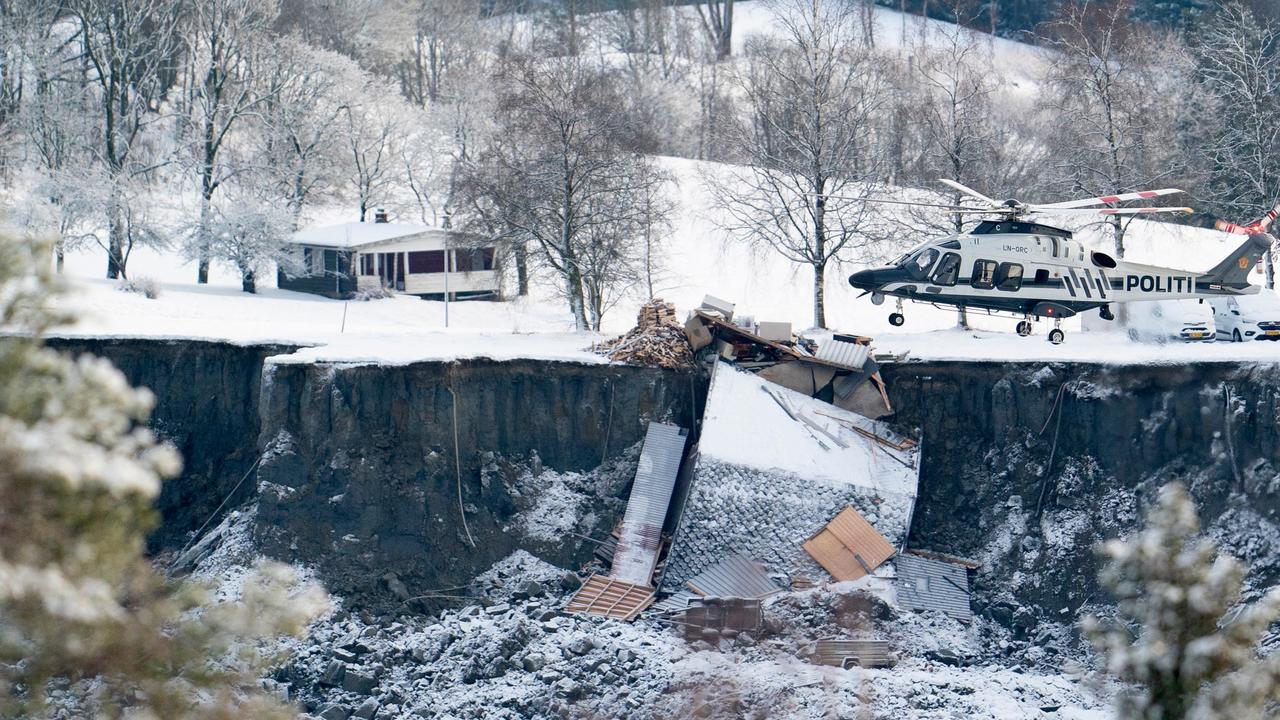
[842,180,1273,344]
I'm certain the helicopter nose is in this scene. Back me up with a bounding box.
[848,268,891,291]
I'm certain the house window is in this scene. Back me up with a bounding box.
[931,252,962,286]
[408,250,445,274]
[323,249,339,273]
[454,248,496,272]
[996,262,1024,291]
[303,247,324,276]
[971,259,998,289]
[360,255,376,275]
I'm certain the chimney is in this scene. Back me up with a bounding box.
[374,208,389,223]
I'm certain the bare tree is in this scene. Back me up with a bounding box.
[696,0,734,61]
[458,54,662,330]
[342,83,409,221]
[183,0,280,284]
[206,179,297,293]
[1040,0,1190,259]
[706,0,888,329]
[395,0,481,106]
[15,5,96,271]
[257,39,357,228]
[1194,2,1280,289]
[70,0,184,279]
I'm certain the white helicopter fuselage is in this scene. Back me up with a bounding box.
[848,220,1268,322]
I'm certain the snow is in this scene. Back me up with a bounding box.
[698,363,918,497]
[288,221,440,249]
[43,153,1280,368]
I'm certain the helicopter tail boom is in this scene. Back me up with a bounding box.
[1197,233,1272,293]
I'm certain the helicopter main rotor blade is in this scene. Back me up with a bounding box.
[803,193,978,212]
[1033,188,1186,210]
[1042,206,1194,216]
[1209,200,1280,234]
[937,179,1000,207]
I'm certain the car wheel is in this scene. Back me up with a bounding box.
[1233,329,1242,342]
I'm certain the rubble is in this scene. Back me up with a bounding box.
[594,299,695,369]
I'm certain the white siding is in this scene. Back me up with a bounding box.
[402,270,498,295]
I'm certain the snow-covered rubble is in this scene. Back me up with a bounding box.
[247,548,1109,720]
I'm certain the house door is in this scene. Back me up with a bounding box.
[378,253,405,291]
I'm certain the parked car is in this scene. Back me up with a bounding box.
[1211,292,1280,342]
[1117,299,1216,343]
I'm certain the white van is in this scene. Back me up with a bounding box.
[1117,300,1216,343]
[1211,292,1280,342]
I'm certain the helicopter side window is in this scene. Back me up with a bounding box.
[931,252,962,286]
[996,262,1024,291]
[971,259,998,289]
[904,247,940,280]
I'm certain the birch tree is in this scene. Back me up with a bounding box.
[705,0,888,329]
[1193,2,1280,289]
[182,0,281,284]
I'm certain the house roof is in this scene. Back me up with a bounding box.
[288,222,445,249]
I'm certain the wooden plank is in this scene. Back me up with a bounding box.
[803,529,866,581]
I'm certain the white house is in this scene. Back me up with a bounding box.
[280,212,499,300]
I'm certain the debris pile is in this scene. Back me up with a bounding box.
[595,299,695,369]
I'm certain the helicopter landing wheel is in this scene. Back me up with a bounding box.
[1048,328,1065,345]
[889,312,905,327]
[1016,320,1032,337]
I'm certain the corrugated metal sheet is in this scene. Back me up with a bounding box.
[815,339,870,370]
[611,422,688,585]
[565,574,656,621]
[651,589,700,614]
[896,554,973,623]
[803,506,896,582]
[684,554,781,600]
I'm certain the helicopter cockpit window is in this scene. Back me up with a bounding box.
[904,247,940,279]
[971,259,998,289]
[931,252,962,286]
[996,262,1024,291]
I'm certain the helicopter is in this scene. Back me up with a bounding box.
[843,180,1273,344]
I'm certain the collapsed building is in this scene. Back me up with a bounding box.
[574,296,976,658]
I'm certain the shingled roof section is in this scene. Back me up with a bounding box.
[895,554,974,623]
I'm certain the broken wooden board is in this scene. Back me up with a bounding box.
[803,506,896,582]
[565,574,655,621]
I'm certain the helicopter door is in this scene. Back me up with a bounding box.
[931,253,962,286]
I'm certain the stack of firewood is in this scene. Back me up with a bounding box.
[594,299,695,369]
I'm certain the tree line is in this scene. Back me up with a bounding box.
[0,0,1277,329]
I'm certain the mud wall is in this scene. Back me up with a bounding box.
[254,359,704,607]
[881,360,1280,634]
[46,337,293,551]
